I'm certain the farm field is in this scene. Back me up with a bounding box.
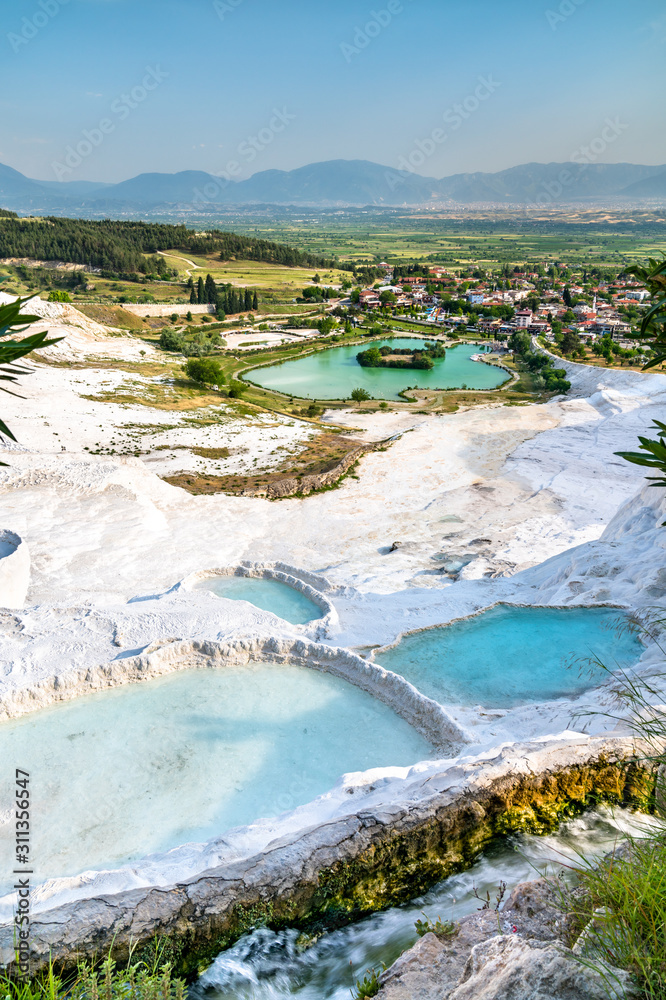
[167,206,666,268]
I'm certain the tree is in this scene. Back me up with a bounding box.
[160,329,184,352]
[227,379,245,398]
[190,288,197,304]
[317,317,336,335]
[380,291,397,307]
[508,331,531,356]
[0,297,63,460]
[252,291,258,310]
[351,387,372,404]
[185,357,225,387]
[615,256,666,507]
[357,346,383,367]
[197,277,205,304]
[563,286,573,308]
[623,255,666,368]
[48,290,72,303]
[560,330,581,356]
[204,274,217,304]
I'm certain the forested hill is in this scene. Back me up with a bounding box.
[0,217,344,273]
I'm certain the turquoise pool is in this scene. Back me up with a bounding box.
[377,605,642,708]
[0,665,431,893]
[193,575,322,624]
[246,339,508,401]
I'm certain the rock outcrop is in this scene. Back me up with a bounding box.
[380,878,633,999]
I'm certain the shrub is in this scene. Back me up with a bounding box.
[185,357,225,387]
[160,329,185,352]
[227,379,245,398]
[48,290,71,302]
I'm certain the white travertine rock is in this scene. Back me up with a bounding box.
[0,529,29,608]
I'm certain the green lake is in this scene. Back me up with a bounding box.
[245,338,509,401]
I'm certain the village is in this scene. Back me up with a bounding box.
[352,260,650,359]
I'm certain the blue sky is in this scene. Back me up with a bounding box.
[2,0,665,182]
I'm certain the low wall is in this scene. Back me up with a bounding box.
[0,735,653,979]
[120,304,216,317]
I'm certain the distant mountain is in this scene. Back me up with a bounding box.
[0,159,665,214]
[36,179,112,198]
[0,163,52,204]
[620,171,666,198]
[434,162,666,203]
[229,160,438,206]
[98,170,220,206]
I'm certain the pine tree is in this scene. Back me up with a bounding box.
[252,290,258,310]
[244,288,252,311]
[197,277,205,304]
[190,288,197,304]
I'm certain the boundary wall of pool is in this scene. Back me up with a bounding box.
[369,600,646,706]
[0,633,470,748]
[179,561,338,638]
[0,731,654,979]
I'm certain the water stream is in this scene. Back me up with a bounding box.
[195,807,662,1000]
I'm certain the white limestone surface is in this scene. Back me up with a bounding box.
[0,320,664,937]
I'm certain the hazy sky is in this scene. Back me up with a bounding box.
[2,0,665,183]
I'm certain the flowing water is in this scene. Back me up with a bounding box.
[378,605,643,708]
[247,340,508,400]
[192,576,322,624]
[0,665,431,896]
[194,807,662,1000]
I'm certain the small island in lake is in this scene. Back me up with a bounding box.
[356,341,446,371]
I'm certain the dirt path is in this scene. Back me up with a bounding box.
[157,252,201,277]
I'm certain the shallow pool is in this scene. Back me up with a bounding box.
[377,605,642,708]
[193,576,323,625]
[0,666,431,893]
[247,340,508,401]
[194,807,663,1000]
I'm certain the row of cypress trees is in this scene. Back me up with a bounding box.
[186,275,258,314]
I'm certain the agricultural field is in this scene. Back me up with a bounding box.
[0,254,345,317]
[176,206,666,269]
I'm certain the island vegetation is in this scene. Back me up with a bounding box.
[356,340,446,371]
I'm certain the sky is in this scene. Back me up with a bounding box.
[1,0,665,184]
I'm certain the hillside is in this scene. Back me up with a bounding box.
[0,217,344,273]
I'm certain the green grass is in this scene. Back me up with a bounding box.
[559,611,666,999]
[0,954,186,1000]
[562,835,666,999]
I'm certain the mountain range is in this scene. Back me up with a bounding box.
[1,159,665,213]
